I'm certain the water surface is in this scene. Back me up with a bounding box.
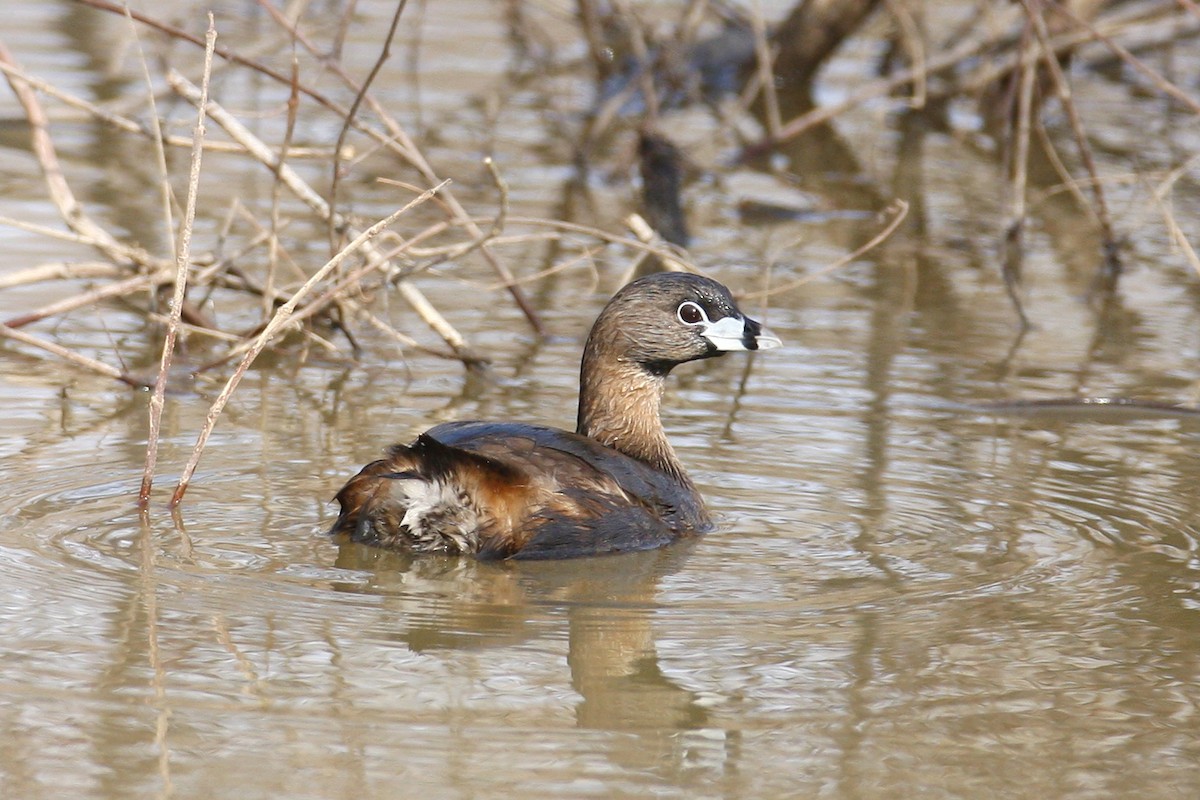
[2,1,1200,798]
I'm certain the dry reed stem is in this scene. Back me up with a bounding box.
[0,214,133,252]
[956,4,1195,95]
[140,15,217,509]
[168,70,480,362]
[170,182,448,508]
[265,59,301,318]
[0,38,180,385]
[395,231,559,259]
[187,213,468,375]
[743,200,910,301]
[624,213,690,275]
[4,270,172,329]
[0,260,128,290]
[479,246,603,292]
[1032,119,1097,220]
[741,19,992,157]
[0,41,160,271]
[372,158,513,281]
[1151,154,1200,278]
[128,4,179,268]
[1050,1,1200,115]
[1023,0,1120,285]
[358,310,457,360]
[1001,27,1037,330]
[254,0,545,335]
[744,4,1195,157]
[885,0,927,108]
[73,0,351,118]
[0,58,333,159]
[85,0,544,341]
[144,314,242,343]
[0,322,149,387]
[366,219,452,263]
[210,204,307,287]
[502,215,702,263]
[750,0,783,138]
[328,0,410,251]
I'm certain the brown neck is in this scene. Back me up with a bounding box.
[576,349,691,485]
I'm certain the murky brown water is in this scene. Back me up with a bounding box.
[3,1,1200,797]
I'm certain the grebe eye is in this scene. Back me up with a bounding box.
[677,301,705,325]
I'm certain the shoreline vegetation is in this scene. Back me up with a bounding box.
[1,0,1198,506]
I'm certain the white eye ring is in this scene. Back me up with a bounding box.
[677,301,708,325]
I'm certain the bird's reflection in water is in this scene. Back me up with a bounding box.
[333,541,738,782]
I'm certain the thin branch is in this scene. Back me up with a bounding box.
[70,0,350,118]
[253,0,546,335]
[0,260,125,290]
[884,0,927,108]
[743,200,910,300]
[1001,25,1037,330]
[1049,1,1200,115]
[0,40,158,269]
[4,270,171,329]
[1023,0,1121,287]
[265,57,301,318]
[0,58,334,158]
[0,322,150,388]
[168,70,481,362]
[750,0,782,137]
[141,15,217,509]
[743,5,1197,157]
[170,182,449,508]
[329,0,410,251]
[1150,153,1200,279]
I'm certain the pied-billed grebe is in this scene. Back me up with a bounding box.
[330,272,780,560]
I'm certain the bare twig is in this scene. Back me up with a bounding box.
[254,0,545,335]
[1001,25,1036,330]
[1150,154,1200,279]
[884,0,927,108]
[170,182,448,508]
[0,215,135,253]
[743,200,910,300]
[4,270,171,329]
[168,70,481,362]
[0,322,150,388]
[479,246,603,292]
[744,5,1197,157]
[266,58,301,317]
[1049,1,1200,115]
[624,213,690,275]
[0,58,334,158]
[141,15,217,509]
[750,0,782,137]
[329,0,410,251]
[70,0,351,118]
[0,40,157,269]
[0,260,126,290]
[741,22,992,157]
[1023,0,1121,288]
[502,215,705,263]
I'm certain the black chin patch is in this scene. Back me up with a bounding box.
[642,359,677,376]
[743,317,763,350]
